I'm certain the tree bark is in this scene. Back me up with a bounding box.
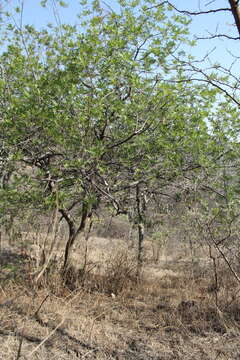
[229,0,240,37]
[60,202,89,273]
[137,222,145,267]
[136,184,145,271]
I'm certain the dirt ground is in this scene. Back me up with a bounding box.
[1,233,240,359]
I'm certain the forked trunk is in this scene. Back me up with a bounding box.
[60,202,89,274]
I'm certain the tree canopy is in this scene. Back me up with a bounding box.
[0,0,239,272]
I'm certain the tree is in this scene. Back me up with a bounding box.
[0,0,224,277]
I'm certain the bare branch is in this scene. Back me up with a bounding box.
[196,34,240,40]
[205,1,218,6]
[164,76,240,106]
[163,54,240,106]
[146,1,231,16]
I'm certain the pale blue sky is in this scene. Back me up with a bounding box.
[2,0,240,71]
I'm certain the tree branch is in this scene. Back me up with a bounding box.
[196,34,240,40]
[146,1,231,16]
[59,208,75,236]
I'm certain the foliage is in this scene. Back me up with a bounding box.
[0,0,239,271]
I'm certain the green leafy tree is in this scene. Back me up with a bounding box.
[0,0,221,274]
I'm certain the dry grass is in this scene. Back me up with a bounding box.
[1,233,240,359]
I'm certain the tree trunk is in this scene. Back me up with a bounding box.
[63,230,77,272]
[137,222,145,267]
[60,202,89,274]
[136,184,145,272]
[229,0,240,37]
[128,222,134,249]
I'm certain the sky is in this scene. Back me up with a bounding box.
[1,0,239,72]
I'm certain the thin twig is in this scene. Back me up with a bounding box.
[15,336,24,360]
[32,295,50,318]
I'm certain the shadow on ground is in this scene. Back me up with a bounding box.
[0,249,29,282]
